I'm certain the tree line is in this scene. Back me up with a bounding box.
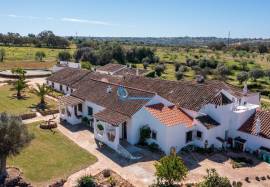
[0,31,69,48]
[73,40,159,66]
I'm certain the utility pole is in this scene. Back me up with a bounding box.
[227,31,231,46]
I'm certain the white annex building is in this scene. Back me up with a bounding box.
[46,65,270,159]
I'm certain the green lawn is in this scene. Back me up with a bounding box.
[8,121,97,186]
[0,85,57,115]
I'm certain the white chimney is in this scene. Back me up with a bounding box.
[106,86,112,93]
[255,117,261,136]
[136,68,139,76]
[243,82,248,95]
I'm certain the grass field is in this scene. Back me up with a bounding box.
[0,84,57,115]
[8,121,97,186]
[0,46,75,70]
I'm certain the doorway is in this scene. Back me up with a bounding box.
[122,122,127,140]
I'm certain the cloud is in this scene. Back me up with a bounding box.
[7,14,39,19]
[2,14,117,27]
[61,17,114,26]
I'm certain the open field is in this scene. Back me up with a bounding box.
[0,84,57,115]
[8,121,97,186]
[0,46,75,70]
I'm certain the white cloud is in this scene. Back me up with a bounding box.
[7,14,39,19]
[61,17,113,26]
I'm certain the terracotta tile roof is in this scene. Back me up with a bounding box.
[238,110,270,139]
[113,68,149,76]
[47,67,90,87]
[122,75,253,111]
[94,109,129,126]
[71,72,122,89]
[59,95,83,106]
[196,115,220,129]
[145,103,193,127]
[96,63,126,73]
[208,92,233,106]
[71,79,155,117]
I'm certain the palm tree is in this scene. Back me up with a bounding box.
[13,79,27,99]
[31,83,52,110]
[0,113,32,185]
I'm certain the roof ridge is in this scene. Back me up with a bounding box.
[88,76,157,95]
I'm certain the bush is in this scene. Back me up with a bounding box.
[77,175,95,187]
[81,61,92,70]
[58,51,71,61]
[175,71,184,80]
[102,169,111,178]
[145,71,156,78]
[199,169,231,187]
[148,142,160,152]
[97,123,104,131]
[139,126,151,145]
[155,64,165,77]
[154,155,188,186]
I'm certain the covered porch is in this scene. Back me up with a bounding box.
[94,109,129,151]
[59,95,84,125]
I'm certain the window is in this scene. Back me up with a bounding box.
[88,106,93,116]
[186,131,193,143]
[66,86,69,92]
[71,89,73,93]
[60,85,63,91]
[78,103,82,112]
[52,82,54,88]
[197,131,202,139]
[151,131,157,140]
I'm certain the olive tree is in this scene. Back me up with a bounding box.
[58,51,71,61]
[249,69,264,81]
[35,51,46,62]
[236,71,249,84]
[154,155,188,186]
[199,169,231,187]
[0,113,33,185]
[0,48,5,62]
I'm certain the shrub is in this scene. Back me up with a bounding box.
[175,71,184,80]
[155,64,165,77]
[58,51,71,61]
[148,142,160,152]
[97,123,104,131]
[145,71,156,78]
[154,155,188,186]
[77,175,95,187]
[199,168,231,187]
[108,176,116,187]
[174,63,181,72]
[139,126,151,145]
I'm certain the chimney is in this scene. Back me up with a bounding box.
[255,117,261,136]
[196,75,204,83]
[243,82,248,95]
[136,68,139,76]
[106,86,112,93]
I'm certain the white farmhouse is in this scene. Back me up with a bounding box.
[46,67,270,159]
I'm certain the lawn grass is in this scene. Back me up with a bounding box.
[0,84,57,115]
[8,121,97,186]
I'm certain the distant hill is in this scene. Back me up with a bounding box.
[74,36,270,47]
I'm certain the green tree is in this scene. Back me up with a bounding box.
[11,68,27,99]
[31,83,52,110]
[249,69,264,81]
[236,72,249,84]
[58,51,71,61]
[0,48,5,62]
[155,64,165,77]
[199,169,231,187]
[216,64,230,80]
[0,113,33,185]
[154,155,188,186]
[35,51,46,62]
[175,71,184,80]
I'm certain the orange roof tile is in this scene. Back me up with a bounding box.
[145,103,194,127]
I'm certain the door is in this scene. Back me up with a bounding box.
[234,141,244,152]
[122,122,127,140]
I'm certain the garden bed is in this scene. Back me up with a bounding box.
[37,108,59,116]
[20,113,37,120]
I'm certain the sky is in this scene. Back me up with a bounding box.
[0,0,269,38]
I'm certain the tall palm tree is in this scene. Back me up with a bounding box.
[31,83,52,110]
